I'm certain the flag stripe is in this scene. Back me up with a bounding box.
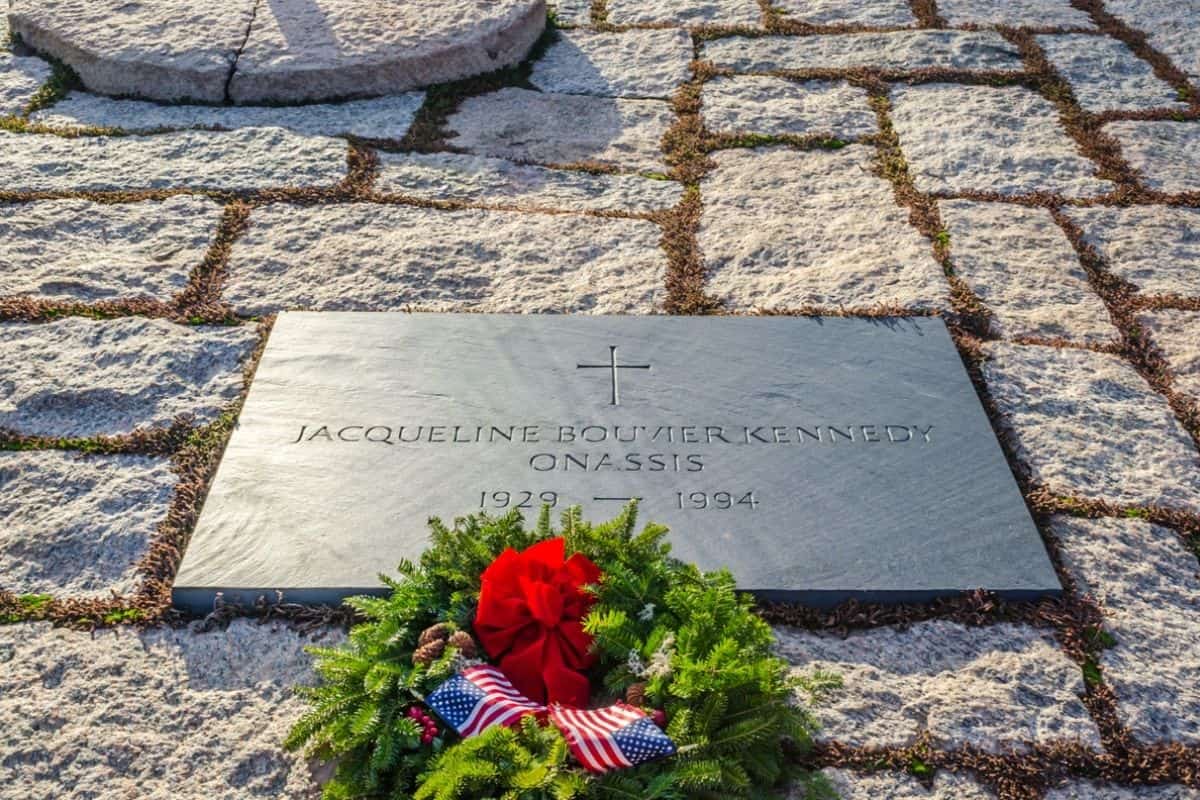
[549,702,673,773]
[562,708,627,769]
[568,708,627,770]
[564,707,628,769]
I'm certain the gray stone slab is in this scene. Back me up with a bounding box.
[1063,205,1200,297]
[0,197,223,303]
[7,0,257,103]
[0,317,257,438]
[1047,783,1200,800]
[700,146,950,311]
[530,29,694,99]
[9,0,544,105]
[0,620,338,800]
[605,0,763,26]
[1139,310,1200,400]
[228,0,546,104]
[374,152,684,213]
[701,76,876,139]
[982,342,1200,511]
[30,91,426,140]
[939,200,1118,343]
[779,621,1099,751]
[1105,0,1200,84]
[0,451,175,598]
[1053,515,1200,743]
[890,84,1113,198]
[174,313,1059,612]
[446,87,674,171]
[702,31,1024,72]
[1036,34,1188,113]
[0,129,347,193]
[773,0,915,26]
[935,0,1095,28]
[1104,121,1200,195]
[813,769,996,800]
[225,203,666,314]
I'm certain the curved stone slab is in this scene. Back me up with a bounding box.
[8,0,546,105]
[8,0,257,103]
[229,0,547,104]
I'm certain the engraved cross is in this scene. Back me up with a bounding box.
[576,345,650,406]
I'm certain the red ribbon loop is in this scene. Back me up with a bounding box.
[474,538,601,708]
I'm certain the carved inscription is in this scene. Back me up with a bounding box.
[288,421,935,512]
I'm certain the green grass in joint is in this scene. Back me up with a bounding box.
[23,59,82,117]
[0,593,53,624]
[1081,659,1103,687]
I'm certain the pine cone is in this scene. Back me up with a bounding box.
[418,623,452,647]
[447,630,478,659]
[625,682,647,707]
[412,638,447,666]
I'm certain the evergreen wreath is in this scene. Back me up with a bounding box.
[285,503,838,799]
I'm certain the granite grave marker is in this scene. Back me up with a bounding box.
[173,313,1060,611]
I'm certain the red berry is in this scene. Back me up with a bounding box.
[651,709,667,728]
[408,707,423,720]
[421,732,435,744]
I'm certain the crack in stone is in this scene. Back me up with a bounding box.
[224,0,262,104]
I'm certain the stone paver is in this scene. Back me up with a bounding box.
[530,29,693,100]
[1138,310,1200,401]
[605,0,763,26]
[446,87,673,171]
[982,342,1200,511]
[374,152,683,213]
[1105,0,1200,84]
[890,84,1113,198]
[30,91,426,140]
[700,146,949,311]
[1053,516,1200,743]
[936,0,1095,28]
[1105,121,1200,195]
[0,620,339,799]
[1,18,53,116]
[0,318,256,438]
[7,0,256,103]
[701,76,876,139]
[1037,35,1187,113]
[776,620,1100,751]
[226,203,665,315]
[0,452,175,598]
[0,197,223,303]
[1064,206,1200,297]
[773,0,915,26]
[228,0,544,104]
[940,200,1117,343]
[1047,783,1200,800]
[703,30,1024,72]
[0,129,347,193]
[812,769,996,800]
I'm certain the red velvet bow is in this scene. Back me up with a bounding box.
[473,538,601,707]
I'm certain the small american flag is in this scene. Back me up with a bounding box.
[549,701,676,773]
[425,665,545,737]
